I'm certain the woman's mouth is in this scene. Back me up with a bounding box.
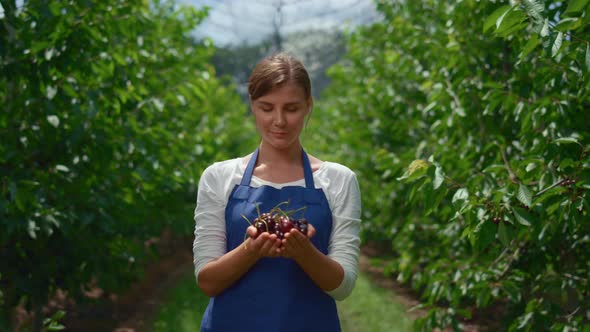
[271,131,288,138]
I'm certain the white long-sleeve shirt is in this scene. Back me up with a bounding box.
[193,157,362,301]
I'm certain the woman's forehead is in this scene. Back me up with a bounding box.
[254,83,308,103]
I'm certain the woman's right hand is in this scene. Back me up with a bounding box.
[244,226,282,258]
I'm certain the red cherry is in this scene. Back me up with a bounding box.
[254,221,267,238]
[280,218,294,234]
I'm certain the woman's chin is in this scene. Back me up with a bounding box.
[263,138,299,151]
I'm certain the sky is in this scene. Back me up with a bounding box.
[0,0,379,45]
[178,0,380,46]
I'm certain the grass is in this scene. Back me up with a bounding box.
[337,272,414,332]
[151,269,413,332]
[150,269,209,332]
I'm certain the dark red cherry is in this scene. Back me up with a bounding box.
[254,221,268,237]
[280,218,294,234]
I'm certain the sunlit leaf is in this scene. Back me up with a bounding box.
[553,137,579,144]
[433,165,445,190]
[452,188,469,205]
[517,183,533,207]
[512,207,533,226]
[552,32,563,57]
[484,5,512,33]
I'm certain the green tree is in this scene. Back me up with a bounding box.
[0,0,254,330]
[310,0,590,330]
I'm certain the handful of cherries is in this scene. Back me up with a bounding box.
[242,203,309,240]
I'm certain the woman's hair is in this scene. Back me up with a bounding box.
[247,52,312,100]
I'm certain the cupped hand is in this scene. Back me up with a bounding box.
[244,226,282,258]
[280,223,316,259]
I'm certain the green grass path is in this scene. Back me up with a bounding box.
[337,272,413,332]
[150,269,413,332]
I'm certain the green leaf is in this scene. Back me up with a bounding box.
[522,0,544,22]
[559,158,575,171]
[553,137,579,144]
[552,32,564,57]
[495,8,527,36]
[565,0,590,14]
[477,219,498,251]
[554,17,582,32]
[425,186,447,216]
[512,207,534,226]
[484,5,512,33]
[49,2,61,16]
[540,18,550,37]
[502,280,521,301]
[517,183,533,207]
[397,159,430,182]
[520,34,540,60]
[498,222,509,246]
[452,188,469,206]
[48,323,65,331]
[433,165,444,190]
[27,220,38,239]
[586,43,590,69]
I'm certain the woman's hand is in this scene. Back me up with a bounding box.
[244,226,282,258]
[280,223,316,259]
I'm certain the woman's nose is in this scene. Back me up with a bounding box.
[274,110,286,126]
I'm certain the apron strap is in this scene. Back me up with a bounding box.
[240,147,315,189]
[301,149,315,189]
[240,148,259,186]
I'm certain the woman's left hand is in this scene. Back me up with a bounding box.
[280,223,316,259]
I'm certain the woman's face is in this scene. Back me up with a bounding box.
[250,81,312,151]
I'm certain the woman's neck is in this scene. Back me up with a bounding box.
[257,141,303,167]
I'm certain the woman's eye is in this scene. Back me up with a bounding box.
[261,108,273,112]
[286,108,298,112]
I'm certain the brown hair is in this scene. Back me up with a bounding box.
[247,52,312,100]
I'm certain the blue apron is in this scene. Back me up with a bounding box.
[199,147,341,332]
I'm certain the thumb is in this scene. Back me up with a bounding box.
[246,226,258,238]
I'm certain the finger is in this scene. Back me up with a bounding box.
[281,237,292,251]
[288,228,306,244]
[246,226,258,238]
[269,238,282,256]
[307,224,316,238]
[251,232,269,250]
[282,232,302,253]
[266,234,280,256]
[259,235,277,255]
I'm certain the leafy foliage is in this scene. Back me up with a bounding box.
[309,0,590,330]
[0,0,254,328]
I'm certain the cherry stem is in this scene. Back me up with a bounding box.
[283,206,307,217]
[259,218,269,232]
[241,214,253,226]
[271,200,290,214]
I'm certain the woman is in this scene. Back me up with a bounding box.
[193,52,361,332]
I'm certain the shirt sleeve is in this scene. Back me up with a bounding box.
[193,164,227,284]
[325,170,362,301]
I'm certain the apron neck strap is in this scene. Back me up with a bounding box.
[301,149,315,189]
[240,147,315,189]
